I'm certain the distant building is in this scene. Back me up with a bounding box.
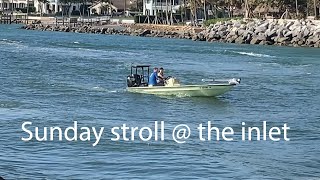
[89,2,117,16]
[143,0,180,16]
[0,0,137,15]
[34,0,59,14]
[31,0,133,16]
[33,0,92,15]
[0,0,28,11]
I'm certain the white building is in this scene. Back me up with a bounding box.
[34,0,87,15]
[0,0,28,11]
[0,0,62,14]
[89,2,117,16]
[143,0,180,16]
[33,0,59,14]
[0,0,129,15]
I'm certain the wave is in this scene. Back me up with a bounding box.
[0,101,22,109]
[230,51,276,58]
[0,39,23,46]
[27,46,136,59]
[92,86,126,93]
[1,38,140,59]
[76,48,138,55]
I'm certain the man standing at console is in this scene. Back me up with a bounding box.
[148,67,158,86]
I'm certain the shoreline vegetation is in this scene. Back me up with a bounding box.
[21,18,320,48]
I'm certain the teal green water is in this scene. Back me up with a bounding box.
[0,24,320,179]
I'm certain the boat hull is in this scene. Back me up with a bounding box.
[127,84,234,97]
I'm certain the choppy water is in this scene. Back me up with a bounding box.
[0,24,320,179]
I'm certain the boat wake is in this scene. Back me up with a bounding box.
[230,51,275,58]
[92,86,126,93]
[0,39,23,46]
[0,100,22,109]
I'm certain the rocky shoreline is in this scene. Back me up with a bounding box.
[21,19,320,48]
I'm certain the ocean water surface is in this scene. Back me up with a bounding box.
[0,24,319,179]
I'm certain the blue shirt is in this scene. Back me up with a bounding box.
[149,72,157,85]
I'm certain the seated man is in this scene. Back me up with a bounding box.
[157,67,165,86]
[148,67,158,86]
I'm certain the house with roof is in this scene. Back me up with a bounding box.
[89,2,117,15]
[0,0,28,12]
[143,0,180,16]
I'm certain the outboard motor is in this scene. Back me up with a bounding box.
[127,74,142,87]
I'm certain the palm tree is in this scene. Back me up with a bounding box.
[77,0,87,17]
[203,0,206,20]
[100,0,111,15]
[295,0,298,16]
[314,0,317,17]
[170,0,173,24]
[160,0,164,23]
[38,0,49,16]
[1,0,4,13]
[0,0,4,12]
[183,0,186,21]
[165,0,169,24]
[59,0,74,17]
[178,0,186,22]
[245,0,249,18]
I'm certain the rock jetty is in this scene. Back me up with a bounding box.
[22,19,320,48]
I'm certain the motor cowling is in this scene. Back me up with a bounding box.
[127,74,141,87]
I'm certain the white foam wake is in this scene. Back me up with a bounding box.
[232,51,275,58]
[0,39,22,45]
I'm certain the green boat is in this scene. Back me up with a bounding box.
[126,65,240,97]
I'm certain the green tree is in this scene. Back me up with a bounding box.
[59,0,78,17]
[100,0,112,15]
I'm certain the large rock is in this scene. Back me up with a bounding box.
[218,26,228,32]
[139,29,151,36]
[255,26,267,33]
[256,35,266,41]
[258,22,269,29]
[275,37,291,43]
[235,36,244,44]
[101,27,107,34]
[286,21,295,29]
[284,31,293,38]
[226,36,237,43]
[237,29,246,36]
[266,29,277,38]
[198,33,206,41]
[303,29,310,38]
[228,28,238,36]
[314,41,320,48]
[250,37,261,44]
[64,27,70,32]
[192,34,199,41]
[212,33,221,40]
[259,40,267,45]
[306,38,314,45]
